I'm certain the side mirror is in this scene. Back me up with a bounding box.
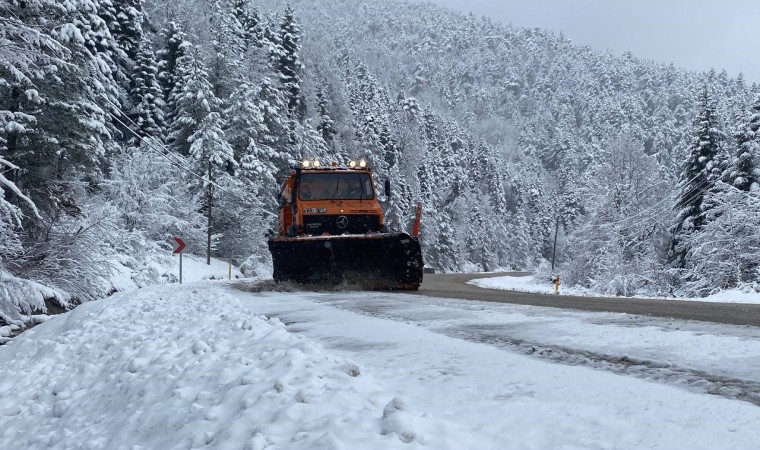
[384,178,391,198]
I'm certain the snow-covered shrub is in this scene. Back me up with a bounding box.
[104,145,205,246]
[18,199,120,303]
[0,155,49,323]
[100,145,207,286]
[562,133,671,296]
[531,259,555,286]
[239,252,273,278]
[0,274,69,326]
[676,183,760,297]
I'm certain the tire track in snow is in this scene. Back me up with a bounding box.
[311,294,760,407]
[441,324,760,407]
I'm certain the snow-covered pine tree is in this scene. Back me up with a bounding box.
[346,60,396,170]
[86,0,131,117]
[188,112,238,175]
[233,0,264,47]
[226,77,296,175]
[430,208,460,272]
[3,0,118,213]
[271,5,306,120]
[208,0,246,101]
[129,36,165,144]
[671,86,726,267]
[0,0,131,314]
[239,139,280,212]
[0,0,68,205]
[508,207,533,270]
[378,121,414,232]
[417,105,442,206]
[157,21,189,103]
[315,87,337,146]
[101,0,144,64]
[188,111,237,264]
[468,140,512,269]
[729,94,760,191]
[383,162,413,232]
[167,46,217,155]
[224,82,267,160]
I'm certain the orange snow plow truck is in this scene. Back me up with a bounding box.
[268,158,424,290]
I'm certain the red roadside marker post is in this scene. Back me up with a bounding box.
[172,237,187,283]
[412,202,422,238]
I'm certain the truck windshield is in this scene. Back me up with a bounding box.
[299,173,374,201]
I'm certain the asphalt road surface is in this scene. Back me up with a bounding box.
[414,272,760,327]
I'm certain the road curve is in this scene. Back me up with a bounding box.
[413,273,760,327]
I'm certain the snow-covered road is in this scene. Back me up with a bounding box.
[2,281,759,449]
[294,288,760,405]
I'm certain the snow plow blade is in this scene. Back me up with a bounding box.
[268,232,424,290]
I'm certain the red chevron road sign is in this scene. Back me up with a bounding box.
[172,237,186,254]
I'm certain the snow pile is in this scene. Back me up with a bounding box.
[702,288,760,304]
[0,253,244,342]
[469,274,558,295]
[471,274,760,304]
[0,283,454,449]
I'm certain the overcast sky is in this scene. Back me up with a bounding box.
[423,0,760,83]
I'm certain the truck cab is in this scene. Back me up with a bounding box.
[277,162,387,237]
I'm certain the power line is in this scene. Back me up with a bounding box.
[585,158,732,230]
[100,94,277,219]
[582,170,689,230]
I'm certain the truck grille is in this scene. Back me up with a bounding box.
[303,214,380,235]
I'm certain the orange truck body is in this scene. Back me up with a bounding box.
[268,164,424,290]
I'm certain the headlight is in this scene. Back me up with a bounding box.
[313,159,321,167]
[302,160,311,168]
[359,159,367,168]
[349,160,356,168]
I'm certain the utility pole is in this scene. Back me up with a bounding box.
[207,160,212,266]
[551,216,560,272]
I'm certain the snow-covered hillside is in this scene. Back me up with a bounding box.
[2,281,759,448]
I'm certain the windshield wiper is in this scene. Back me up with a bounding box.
[330,177,340,202]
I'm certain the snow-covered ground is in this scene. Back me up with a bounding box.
[471,274,760,304]
[111,254,244,292]
[2,279,760,448]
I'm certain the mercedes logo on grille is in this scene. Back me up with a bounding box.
[336,215,349,229]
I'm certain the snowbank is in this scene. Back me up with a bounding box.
[0,254,244,341]
[470,274,760,304]
[0,283,457,449]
